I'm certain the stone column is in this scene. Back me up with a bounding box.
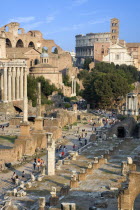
[39,197,45,210]
[126,95,128,110]
[20,67,23,100]
[0,71,4,101]
[37,82,41,117]
[8,67,12,102]
[12,67,16,101]
[23,68,28,122]
[71,77,74,95]
[16,68,20,100]
[46,133,55,175]
[3,66,7,102]
[74,79,76,96]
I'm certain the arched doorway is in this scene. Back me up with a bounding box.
[117,126,126,138]
[6,38,12,48]
[28,41,35,48]
[16,39,24,48]
[134,194,140,209]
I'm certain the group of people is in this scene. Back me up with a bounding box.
[33,157,44,171]
[56,145,67,159]
[11,171,25,184]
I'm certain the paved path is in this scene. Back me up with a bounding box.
[0,122,93,201]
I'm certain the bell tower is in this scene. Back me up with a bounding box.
[110,18,119,44]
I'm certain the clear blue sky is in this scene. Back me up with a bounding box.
[1,0,140,51]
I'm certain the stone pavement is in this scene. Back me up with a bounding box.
[0,122,93,201]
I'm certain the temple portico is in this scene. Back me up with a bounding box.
[125,93,138,116]
[0,61,28,103]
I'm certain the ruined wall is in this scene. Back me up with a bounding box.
[44,126,62,140]
[94,42,110,62]
[56,110,77,127]
[58,52,73,72]
[44,118,61,127]
[107,117,136,138]
[118,171,140,210]
[0,144,23,163]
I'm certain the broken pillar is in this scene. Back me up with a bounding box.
[61,203,76,210]
[87,104,90,113]
[49,187,59,206]
[70,172,79,188]
[86,162,93,174]
[39,197,45,210]
[78,168,87,181]
[46,132,55,175]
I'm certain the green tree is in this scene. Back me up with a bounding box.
[82,62,139,108]
[53,47,58,54]
[27,75,57,106]
[62,75,71,87]
[83,58,93,70]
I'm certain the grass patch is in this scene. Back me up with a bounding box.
[72,122,77,126]
[0,135,16,143]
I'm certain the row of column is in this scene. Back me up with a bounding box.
[126,96,138,111]
[0,66,27,102]
[71,77,76,96]
[76,48,94,57]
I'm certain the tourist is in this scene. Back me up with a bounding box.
[61,151,65,158]
[37,157,41,163]
[37,161,40,171]
[80,139,83,147]
[11,172,16,184]
[78,135,81,141]
[15,175,19,185]
[59,153,62,160]
[63,145,67,153]
[33,160,36,171]
[73,144,76,151]
[40,159,44,167]
[85,139,87,145]
[22,171,25,178]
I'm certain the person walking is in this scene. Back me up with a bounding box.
[85,138,87,145]
[33,160,36,171]
[73,144,76,151]
[63,145,66,153]
[37,161,40,171]
[59,153,62,160]
[11,172,16,184]
[61,151,65,158]
[80,139,83,147]
[22,171,25,178]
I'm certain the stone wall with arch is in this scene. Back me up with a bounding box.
[118,171,140,210]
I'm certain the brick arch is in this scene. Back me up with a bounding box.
[28,41,35,48]
[6,38,12,48]
[16,39,24,48]
[118,171,140,210]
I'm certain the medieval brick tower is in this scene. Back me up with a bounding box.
[110,18,119,44]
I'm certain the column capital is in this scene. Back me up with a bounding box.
[12,67,16,72]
